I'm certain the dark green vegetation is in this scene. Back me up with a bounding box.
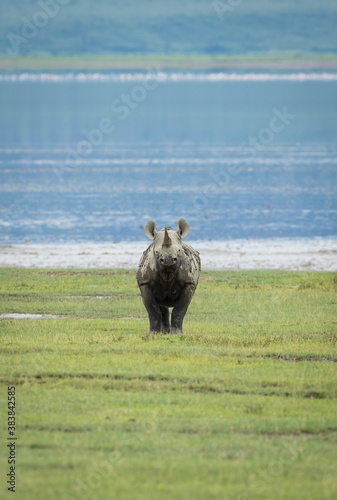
[1,0,336,59]
[1,268,337,499]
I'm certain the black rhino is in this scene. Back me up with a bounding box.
[137,218,201,334]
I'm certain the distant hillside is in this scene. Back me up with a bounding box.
[1,0,336,57]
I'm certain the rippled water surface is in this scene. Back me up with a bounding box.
[0,72,336,243]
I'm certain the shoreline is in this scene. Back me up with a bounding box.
[1,55,337,71]
[1,238,336,271]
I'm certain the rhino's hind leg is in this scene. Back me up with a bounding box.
[160,306,170,334]
[171,284,195,334]
[139,284,162,334]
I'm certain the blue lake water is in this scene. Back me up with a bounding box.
[0,71,336,243]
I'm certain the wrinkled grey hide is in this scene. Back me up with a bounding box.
[137,218,201,334]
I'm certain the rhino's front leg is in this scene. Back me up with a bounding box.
[160,306,170,334]
[171,284,195,334]
[139,284,162,334]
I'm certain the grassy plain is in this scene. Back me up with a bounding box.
[0,268,336,499]
[1,54,337,71]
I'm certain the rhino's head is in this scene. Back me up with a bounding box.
[145,218,190,273]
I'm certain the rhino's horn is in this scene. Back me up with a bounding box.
[162,227,172,248]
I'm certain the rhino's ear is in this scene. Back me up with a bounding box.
[177,218,189,238]
[145,220,157,240]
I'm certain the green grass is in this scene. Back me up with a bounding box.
[1,53,337,70]
[1,268,337,499]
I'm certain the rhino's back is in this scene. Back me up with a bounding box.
[137,243,154,286]
[180,242,201,285]
[182,243,201,271]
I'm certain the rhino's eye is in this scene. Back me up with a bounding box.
[155,251,159,258]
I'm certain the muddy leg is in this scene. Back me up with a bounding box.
[171,285,195,334]
[160,306,170,333]
[139,284,162,333]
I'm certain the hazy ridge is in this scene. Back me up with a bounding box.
[1,0,336,60]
